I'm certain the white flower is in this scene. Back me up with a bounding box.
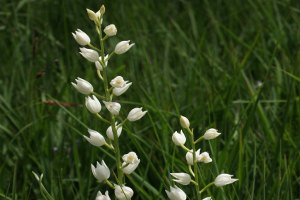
[185,149,201,165]
[214,174,238,187]
[121,151,140,174]
[114,40,135,55]
[170,173,191,185]
[86,8,100,22]
[71,77,93,95]
[72,29,90,46]
[122,152,139,164]
[179,116,190,129]
[80,47,99,62]
[104,24,117,37]
[95,55,109,70]
[106,123,122,140]
[114,185,134,200]
[165,185,186,200]
[203,128,221,140]
[127,107,147,122]
[91,160,110,182]
[113,82,132,96]
[103,101,121,115]
[202,197,212,200]
[96,191,111,200]
[110,76,126,88]
[84,129,106,147]
[172,130,186,146]
[198,152,212,163]
[85,95,101,113]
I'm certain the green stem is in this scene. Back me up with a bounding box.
[187,128,201,200]
[180,144,190,152]
[95,113,110,124]
[105,179,115,189]
[194,136,204,144]
[97,20,123,185]
[87,43,101,52]
[199,182,214,194]
[92,92,105,100]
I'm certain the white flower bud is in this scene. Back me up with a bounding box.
[165,185,186,200]
[113,82,132,96]
[180,115,190,129]
[103,101,121,115]
[71,77,93,95]
[86,8,100,22]
[170,173,191,185]
[106,123,122,140]
[214,174,238,187]
[85,95,101,113]
[104,24,117,37]
[95,55,109,70]
[172,130,186,146]
[84,129,106,147]
[185,149,201,165]
[79,47,99,62]
[122,152,140,174]
[202,197,212,200]
[203,128,221,140]
[72,29,90,46]
[96,191,111,200]
[127,107,147,122]
[114,40,135,55]
[91,160,110,182]
[198,152,212,163]
[110,76,126,88]
[114,185,134,200]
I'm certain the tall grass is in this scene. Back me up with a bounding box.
[0,0,299,199]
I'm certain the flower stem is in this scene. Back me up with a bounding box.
[97,17,123,185]
[199,182,214,194]
[194,136,204,144]
[187,128,201,200]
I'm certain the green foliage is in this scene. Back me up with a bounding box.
[0,0,299,199]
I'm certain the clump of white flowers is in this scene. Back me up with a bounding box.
[166,115,238,199]
[71,5,146,199]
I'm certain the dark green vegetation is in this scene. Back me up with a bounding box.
[1,0,300,199]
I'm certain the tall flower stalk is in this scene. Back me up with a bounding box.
[71,5,145,199]
[166,116,238,200]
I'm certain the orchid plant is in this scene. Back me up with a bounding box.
[71,5,146,199]
[166,116,238,200]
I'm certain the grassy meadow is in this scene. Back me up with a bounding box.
[1,0,300,199]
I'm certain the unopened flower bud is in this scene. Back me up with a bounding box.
[165,186,186,200]
[84,129,106,147]
[72,29,90,46]
[103,101,121,115]
[104,24,117,37]
[203,128,221,140]
[100,5,105,15]
[114,185,134,200]
[113,82,132,96]
[214,174,238,187]
[106,123,122,140]
[80,47,99,62]
[172,130,186,146]
[114,40,135,55]
[127,107,147,122]
[85,95,101,113]
[91,160,110,182]
[86,9,100,22]
[110,76,126,88]
[71,77,93,95]
[180,115,190,129]
[170,173,191,185]
[185,149,201,165]
[96,191,111,200]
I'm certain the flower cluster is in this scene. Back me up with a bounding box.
[71,5,146,199]
[166,116,238,200]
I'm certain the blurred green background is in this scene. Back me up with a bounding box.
[1,0,300,199]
